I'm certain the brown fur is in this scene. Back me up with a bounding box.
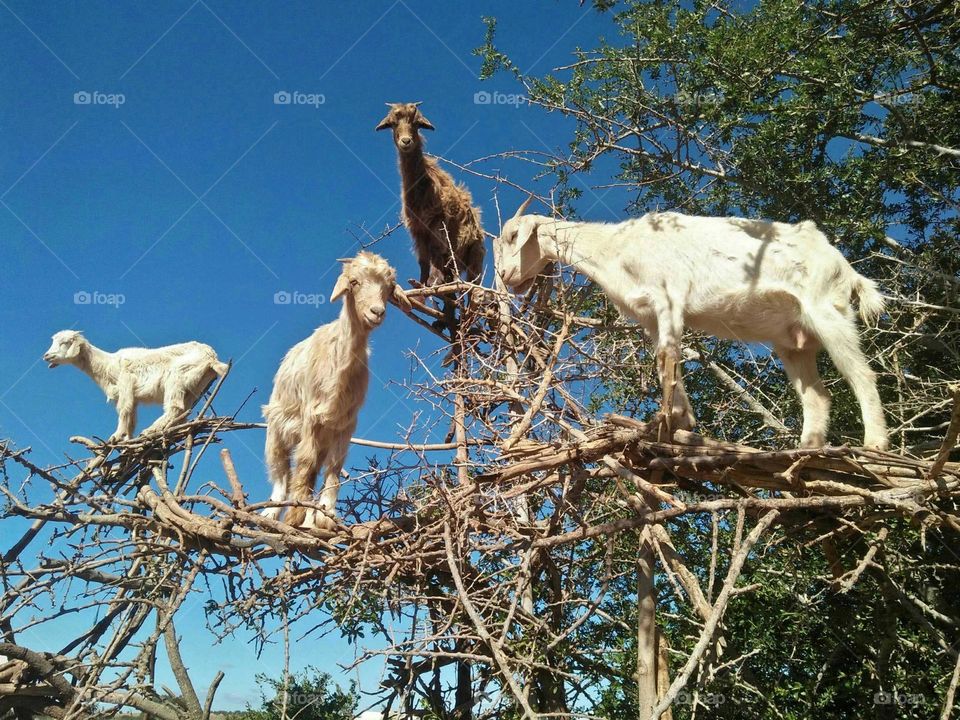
[376,103,485,327]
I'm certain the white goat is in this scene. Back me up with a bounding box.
[43,331,229,442]
[495,199,889,450]
[262,252,410,530]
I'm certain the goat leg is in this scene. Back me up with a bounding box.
[442,295,458,337]
[418,258,432,287]
[657,347,679,442]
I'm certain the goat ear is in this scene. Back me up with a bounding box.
[515,217,539,256]
[330,273,350,302]
[375,115,394,131]
[416,114,435,131]
[393,284,412,312]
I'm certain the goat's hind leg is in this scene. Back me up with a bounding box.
[813,309,888,450]
[144,374,195,435]
[777,343,831,448]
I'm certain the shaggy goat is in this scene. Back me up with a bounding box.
[376,101,485,330]
[495,199,889,450]
[43,330,229,441]
[261,252,410,530]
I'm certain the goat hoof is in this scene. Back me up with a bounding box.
[799,434,826,449]
[305,511,337,532]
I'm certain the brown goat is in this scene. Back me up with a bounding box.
[376,102,485,331]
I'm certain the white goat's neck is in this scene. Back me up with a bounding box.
[72,341,117,391]
[333,301,370,360]
[537,220,618,285]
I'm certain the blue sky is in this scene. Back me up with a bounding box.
[0,0,623,709]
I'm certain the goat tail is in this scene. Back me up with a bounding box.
[852,273,885,326]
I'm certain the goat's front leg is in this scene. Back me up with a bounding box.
[656,346,679,441]
[285,430,323,529]
[653,308,694,441]
[307,431,350,532]
[655,345,697,440]
[418,257,432,287]
[262,426,291,521]
[440,294,457,337]
[108,381,137,442]
[430,266,458,337]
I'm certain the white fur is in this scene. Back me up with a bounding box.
[43,331,229,441]
[261,252,408,530]
[495,208,888,450]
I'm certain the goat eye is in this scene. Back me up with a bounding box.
[350,279,359,287]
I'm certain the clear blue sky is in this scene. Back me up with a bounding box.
[0,1,623,709]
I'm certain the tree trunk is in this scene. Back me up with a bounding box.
[637,527,658,717]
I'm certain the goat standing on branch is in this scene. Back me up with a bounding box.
[495,200,889,450]
[43,330,229,442]
[262,252,410,530]
[376,101,485,332]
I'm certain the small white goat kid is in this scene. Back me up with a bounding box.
[43,330,229,441]
[495,200,889,450]
[261,252,410,530]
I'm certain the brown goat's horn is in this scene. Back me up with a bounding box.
[336,257,352,262]
[512,194,535,220]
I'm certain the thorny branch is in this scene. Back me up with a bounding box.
[1,259,959,719]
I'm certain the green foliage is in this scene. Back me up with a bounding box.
[233,667,357,720]
[472,1,960,717]
[476,0,959,447]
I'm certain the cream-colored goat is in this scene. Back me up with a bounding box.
[43,330,229,441]
[495,199,889,450]
[262,252,410,530]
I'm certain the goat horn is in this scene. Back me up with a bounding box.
[512,194,535,220]
[336,257,352,262]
